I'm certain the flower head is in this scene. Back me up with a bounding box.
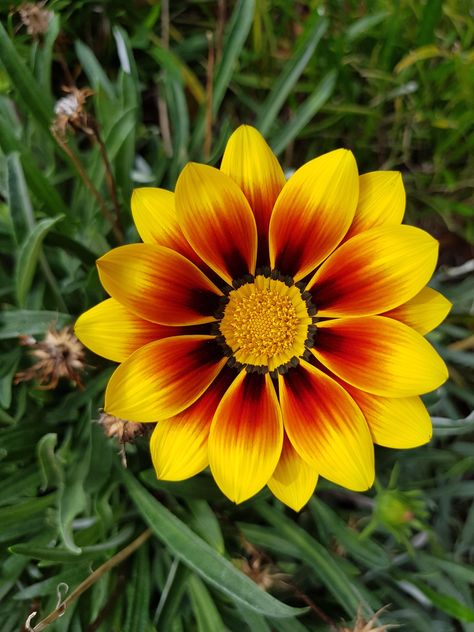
[75,125,450,510]
[15,327,85,390]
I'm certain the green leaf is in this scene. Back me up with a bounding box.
[124,544,151,632]
[155,560,189,630]
[186,499,225,553]
[6,152,35,242]
[36,433,64,492]
[309,498,389,569]
[257,503,376,617]
[0,494,57,531]
[413,581,474,622]
[0,465,38,507]
[0,309,71,339]
[345,12,389,41]
[256,15,328,135]
[10,527,135,562]
[0,102,69,218]
[15,215,64,306]
[212,0,255,116]
[75,40,115,98]
[432,411,474,437]
[190,0,255,152]
[0,348,20,409]
[121,468,306,618]
[0,22,53,130]
[271,70,337,155]
[57,409,92,553]
[188,575,226,632]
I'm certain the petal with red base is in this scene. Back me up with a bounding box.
[269,149,358,281]
[74,298,182,362]
[220,125,285,259]
[97,243,222,326]
[308,225,438,317]
[383,287,452,335]
[279,361,374,491]
[342,383,432,448]
[268,434,319,511]
[175,163,257,285]
[313,316,448,397]
[131,188,201,265]
[344,171,405,241]
[150,368,235,481]
[209,372,283,504]
[105,336,227,422]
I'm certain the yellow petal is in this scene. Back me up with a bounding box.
[220,125,285,257]
[150,369,235,480]
[131,188,200,264]
[105,336,226,422]
[343,385,432,448]
[279,361,374,491]
[344,171,405,240]
[269,149,358,281]
[74,298,181,362]
[268,435,319,511]
[175,163,258,285]
[307,225,439,317]
[209,372,283,503]
[314,316,449,397]
[383,287,452,335]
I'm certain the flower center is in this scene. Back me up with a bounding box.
[219,274,315,373]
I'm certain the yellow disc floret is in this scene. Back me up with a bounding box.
[220,275,313,371]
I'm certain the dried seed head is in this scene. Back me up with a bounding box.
[52,86,94,137]
[18,2,53,38]
[237,537,289,592]
[98,412,145,444]
[97,412,147,467]
[338,607,397,632]
[15,327,85,390]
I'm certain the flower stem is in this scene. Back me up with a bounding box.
[28,529,152,631]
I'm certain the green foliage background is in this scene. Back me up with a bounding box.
[0,1,473,630]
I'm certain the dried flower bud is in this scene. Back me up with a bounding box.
[18,2,53,38]
[52,86,94,137]
[98,412,145,444]
[338,606,397,631]
[15,327,84,390]
[236,537,289,592]
[97,412,146,467]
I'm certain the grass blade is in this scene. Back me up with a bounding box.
[121,467,306,618]
[0,22,53,131]
[256,15,328,135]
[271,70,337,155]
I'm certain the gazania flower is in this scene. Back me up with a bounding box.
[75,125,450,510]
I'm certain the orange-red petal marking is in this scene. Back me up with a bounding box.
[308,225,439,317]
[150,369,235,481]
[175,163,257,285]
[209,372,283,503]
[279,361,374,491]
[97,243,222,326]
[74,298,181,363]
[269,149,358,281]
[105,336,227,422]
[313,316,448,397]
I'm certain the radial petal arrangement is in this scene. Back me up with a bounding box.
[76,124,450,510]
